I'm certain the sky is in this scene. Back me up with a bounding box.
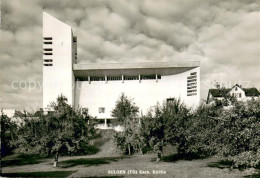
[0,0,260,110]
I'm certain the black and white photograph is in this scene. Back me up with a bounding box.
[1,0,260,177]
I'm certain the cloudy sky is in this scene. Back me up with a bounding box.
[1,0,260,110]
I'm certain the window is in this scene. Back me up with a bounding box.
[167,98,175,105]
[187,76,196,80]
[141,75,157,80]
[107,76,121,81]
[43,42,52,44]
[73,36,77,42]
[44,59,53,62]
[235,87,238,91]
[43,37,52,40]
[44,64,53,66]
[124,76,139,80]
[239,93,241,98]
[43,52,52,55]
[99,107,105,113]
[44,48,52,51]
[91,77,105,81]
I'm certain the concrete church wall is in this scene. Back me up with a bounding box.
[74,67,200,119]
[43,12,75,108]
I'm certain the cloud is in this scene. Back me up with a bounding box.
[0,0,259,110]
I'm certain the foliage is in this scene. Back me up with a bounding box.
[114,92,260,168]
[213,85,237,107]
[228,150,260,168]
[114,118,143,154]
[114,98,190,159]
[1,111,18,157]
[141,99,190,160]
[178,98,260,168]
[111,93,139,125]
[213,99,260,167]
[13,95,98,160]
[112,93,140,155]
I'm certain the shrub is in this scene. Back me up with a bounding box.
[1,112,18,157]
[228,150,260,168]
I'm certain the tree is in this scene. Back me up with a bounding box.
[112,93,139,155]
[140,99,190,161]
[14,95,98,167]
[213,99,260,167]
[114,118,140,155]
[1,111,18,157]
[111,93,139,125]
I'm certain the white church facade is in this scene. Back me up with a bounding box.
[42,12,200,127]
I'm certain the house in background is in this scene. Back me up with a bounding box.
[2,109,40,125]
[207,84,260,104]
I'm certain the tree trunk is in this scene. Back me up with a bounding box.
[156,146,163,162]
[140,148,143,155]
[53,152,59,167]
[128,144,131,155]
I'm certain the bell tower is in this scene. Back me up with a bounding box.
[42,12,76,110]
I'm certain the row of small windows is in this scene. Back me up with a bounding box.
[187,72,197,96]
[76,75,161,82]
[43,37,53,67]
[108,76,121,81]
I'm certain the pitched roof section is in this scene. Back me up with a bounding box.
[208,88,231,97]
[243,88,260,96]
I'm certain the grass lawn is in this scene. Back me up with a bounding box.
[58,156,125,168]
[244,172,260,178]
[208,159,260,177]
[1,154,48,167]
[0,171,76,177]
[150,152,207,163]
